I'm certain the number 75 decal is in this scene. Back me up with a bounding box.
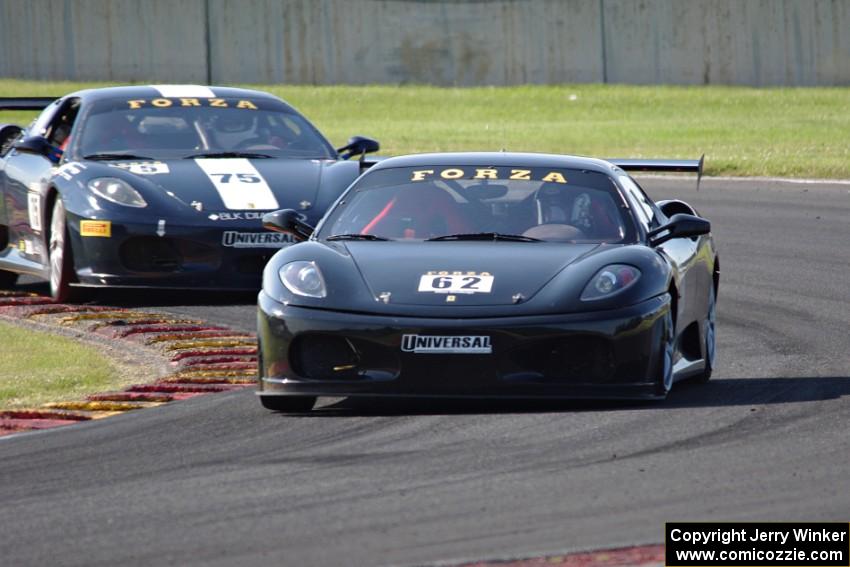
[210,173,261,183]
[418,273,494,294]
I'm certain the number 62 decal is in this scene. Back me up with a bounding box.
[418,272,494,294]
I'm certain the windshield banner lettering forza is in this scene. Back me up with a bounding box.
[666,522,850,567]
[126,98,259,110]
[401,335,492,354]
[222,232,295,248]
[410,167,568,184]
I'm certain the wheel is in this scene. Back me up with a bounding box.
[259,395,316,413]
[693,288,717,383]
[48,198,80,303]
[653,308,675,398]
[0,225,19,288]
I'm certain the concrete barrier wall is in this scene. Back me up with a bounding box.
[206,0,603,85]
[603,0,850,86]
[1,0,848,86]
[0,0,208,82]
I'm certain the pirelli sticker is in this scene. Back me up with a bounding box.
[80,220,111,238]
[410,167,568,184]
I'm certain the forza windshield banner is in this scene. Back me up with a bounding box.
[665,522,849,566]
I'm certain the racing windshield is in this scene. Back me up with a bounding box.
[72,97,336,160]
[318,165,636,243]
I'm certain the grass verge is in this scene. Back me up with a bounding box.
[1,79,848,178]
[0,320,119,408]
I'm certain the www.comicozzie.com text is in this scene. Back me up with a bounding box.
[669,527,847,546]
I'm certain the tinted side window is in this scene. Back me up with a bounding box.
[30,99,64,138]
[45,98,81,148]
[618,175,658,230]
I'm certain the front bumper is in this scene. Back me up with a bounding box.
[257,292,671,400]
[68,213,284,290]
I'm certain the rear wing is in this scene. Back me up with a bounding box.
[0,97,56,111]
[608,155,704,190]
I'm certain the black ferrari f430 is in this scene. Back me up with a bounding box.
[257,152,718,410]
[0,85,378,300]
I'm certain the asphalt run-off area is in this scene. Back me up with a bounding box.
[1,177,849,566]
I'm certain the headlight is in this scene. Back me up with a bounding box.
[580,264,640,301]
[279,261,326,298]
[88,177,147,207]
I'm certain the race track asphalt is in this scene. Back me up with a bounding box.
[2,178,849,567]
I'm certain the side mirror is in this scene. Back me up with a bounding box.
[262,209,314,241]
[0,125,23,156]
[336,136,379,160]
[647,213,710,246]
[14,136,60,163]
[15,136,51,156]
[657,199,698,218]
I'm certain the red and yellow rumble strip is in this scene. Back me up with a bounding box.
[0,291,257,437]
[457,544,664,567]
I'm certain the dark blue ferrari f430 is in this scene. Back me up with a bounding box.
[0,85,378,300]
[256,152,717,410]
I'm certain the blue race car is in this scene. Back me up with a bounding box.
[0,85,378,300]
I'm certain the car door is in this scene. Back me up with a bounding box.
[0,124,25,250]
[3,97,79,269]
[620,175,703,327]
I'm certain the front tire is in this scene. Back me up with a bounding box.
[259,395,316,413]
[48,198,80,303]
[694,288,717,383]
[653,308,675,398]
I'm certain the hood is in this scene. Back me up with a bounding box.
[92,157,333,215]
[345,241,599,306]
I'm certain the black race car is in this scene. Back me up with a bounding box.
[257,152,718,411]
[0,85,379,300]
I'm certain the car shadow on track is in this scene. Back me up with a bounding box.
[284,376,850,417]
[88,288,258,308]
[13,279,257,307]
[665,375,850,408]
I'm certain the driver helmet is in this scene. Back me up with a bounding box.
[212,112,256,134]
[535,184,594,232]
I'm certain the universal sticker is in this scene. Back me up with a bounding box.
[401,334,492,354]
[418,271,494,294]
[222,231,296,248]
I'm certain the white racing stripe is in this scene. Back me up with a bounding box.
[150,85,216,98]
[195,158,279,210]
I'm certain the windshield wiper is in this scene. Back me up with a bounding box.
[83,153,156,161]
[325,233,390,241]
[184,151,272,159]
[426,232,541,242]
